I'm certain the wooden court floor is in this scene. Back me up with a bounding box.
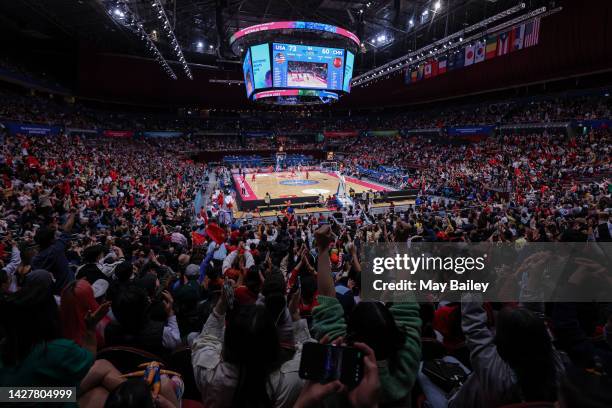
[233,171,391,201]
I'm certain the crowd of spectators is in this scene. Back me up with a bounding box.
[1,86,610,135]
[338,130,611,199]
[0,89,611,408]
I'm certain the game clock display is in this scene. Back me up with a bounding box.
[272,43,345,90]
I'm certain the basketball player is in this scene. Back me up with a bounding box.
[251,172,256,182]
[239,179,246,197]
[305,169,309,179]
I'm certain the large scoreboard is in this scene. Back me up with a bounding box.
[241,42,356,102]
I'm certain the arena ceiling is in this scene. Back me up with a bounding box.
[0,0,553,74]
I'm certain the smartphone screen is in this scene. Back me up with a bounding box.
[299,342,364,387]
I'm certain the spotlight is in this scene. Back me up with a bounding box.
[377,34,386,43]
[434,1,441,11]
[113,8,125,18]
[409,19,414,26]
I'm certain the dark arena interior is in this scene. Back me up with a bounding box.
[0,0,612,407]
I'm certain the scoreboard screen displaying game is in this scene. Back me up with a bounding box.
[241,42,356,102]
[271,43,345,91]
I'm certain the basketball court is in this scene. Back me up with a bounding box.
[233,170,392,201]
[287,72,327,88]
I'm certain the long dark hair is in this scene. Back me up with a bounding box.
[0,283,61,366]
[495,307,559,402]
[224,304,281,408]
[346,302,406,362]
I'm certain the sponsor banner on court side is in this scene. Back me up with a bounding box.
[361,242,612,303]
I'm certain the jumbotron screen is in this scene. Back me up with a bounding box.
[242,42,355,100]
[242,48,255,98]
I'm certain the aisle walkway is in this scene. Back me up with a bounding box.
[194,170,216,217]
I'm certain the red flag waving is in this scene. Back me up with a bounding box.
[206,223,226,245]
[192,231,207,246]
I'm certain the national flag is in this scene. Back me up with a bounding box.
[497,31,510,56]
[404,68,411,84]
[511,24,525,51]
[447,55,456,71]
[417,64,424,80]
[524,18,541,47]
[411,70,418,82]
[453,49,465,70]
[485,35,498,59]
[424,62,432,79]
[438,58,447,74]
[430,60,439,77]
[474,40,485,63]
[464,45,475,66]
[275,53,286,64]
[192,231,207,246]
[205,223,226,245]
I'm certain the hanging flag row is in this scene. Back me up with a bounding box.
[405,18,541,85]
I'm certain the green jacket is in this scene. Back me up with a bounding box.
[312,296,421,405]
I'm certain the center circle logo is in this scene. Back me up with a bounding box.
[279,179,319,186]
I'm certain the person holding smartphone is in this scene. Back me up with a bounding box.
[190,276,312,408]
[311,225,422,406]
